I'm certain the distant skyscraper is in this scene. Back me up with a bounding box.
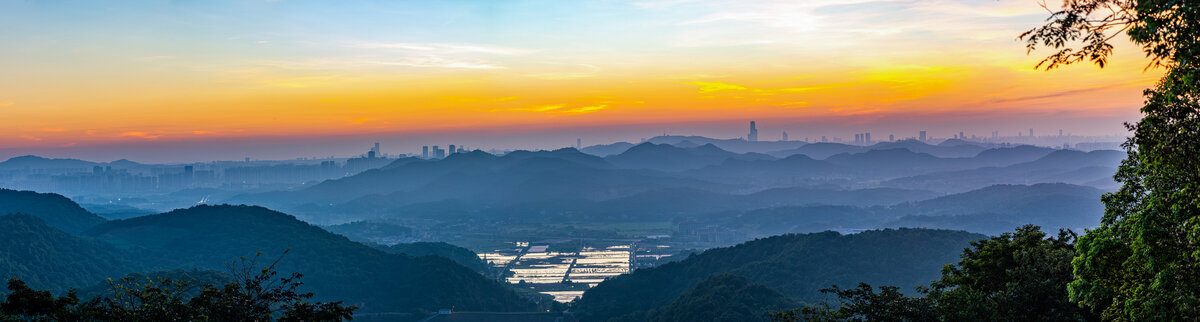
[781,131,788,141]
[855,133,861,144]
[371,142,380,156]
[1030,128,1034,137]
[821,136,827,142]
[959,131,964,140]
[433,146,445,159]
[864,133,871,144]
[919,131,927,142]
[422,146,429,159]
[889,134,895,141]
[577,138,582,149]
[748,121,758,142]
[1059,129,1064,136]
[448,144,456,154]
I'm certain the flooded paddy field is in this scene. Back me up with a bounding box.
[480,242,658,303]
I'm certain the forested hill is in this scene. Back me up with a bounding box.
[572,228,983,321]
[380,242,490,274]
[84,204,534,313]
[0,189,106,234]
[0,213,138,293]
[636,274,798,322]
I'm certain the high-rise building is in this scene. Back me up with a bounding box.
[448,145,456,155]
[781,131,788,141]
[577,138,582,149]
[855,133,861,144]
[1059,129,1064,136]
[821,136,828,142]
[864,133,871,144]
[919,131,927,142]
[422,146,429,159]
[1029,128,1034,137]
[748,121,759,142]
[889,134,895,141]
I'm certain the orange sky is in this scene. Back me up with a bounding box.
[0,0,1162,155]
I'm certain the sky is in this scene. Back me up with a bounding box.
[0,0,1163,162]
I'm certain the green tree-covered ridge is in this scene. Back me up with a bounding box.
[1022,0,1200,319]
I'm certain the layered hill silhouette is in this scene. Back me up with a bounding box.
[883,149,1124,192]
[884,183,1105,234]
[380,242,490,274]
[764,139,1006,159]
[226,142,1121,236]
[231,148,724,212]
[605,143,773,172]
[0,213,138,292]
[83,204,533,313]
[0,155,99,170]
[636,274,798,322]
[573,228,983,321]
[0,189,106,234]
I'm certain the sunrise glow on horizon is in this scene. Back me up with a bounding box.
[0,0,1163,160]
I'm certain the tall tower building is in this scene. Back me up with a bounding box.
[748,121,759,142]
[919,131,927,142]
[781,131,788,141]
[422,146,429,159]
[889,134,895,141]
[864,133,871,144]
[577,138,582,149]
[1030,128,1034,137]
[448,144,456,155]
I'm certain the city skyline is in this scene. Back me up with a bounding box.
[0,119,1128,164]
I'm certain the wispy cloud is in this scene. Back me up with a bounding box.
[691,81,747,93]
[524,72,596,80]
[378,57,505,70]
[988,84,1128,105]
[347,41,534,56]
[121,131,161,139]
[688,81,819,94]
[504,103,609,114]
[252,41,530,71]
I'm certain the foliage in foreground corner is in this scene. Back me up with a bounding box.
[1020,0,1200,319]
[0,250,357,321]
[773,225,1097,321]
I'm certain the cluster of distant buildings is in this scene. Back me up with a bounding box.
[421,144,469,159]
[743,121,1122,149]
